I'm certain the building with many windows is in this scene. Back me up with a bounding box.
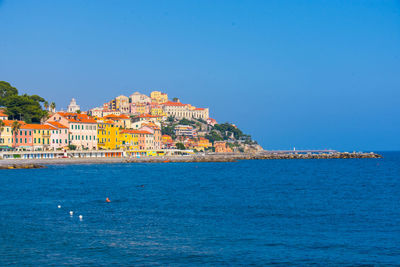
[47,112,97,150]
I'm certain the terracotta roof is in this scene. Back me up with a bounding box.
[163,101,187,107]
[104,114,130,119]
[0,111,8,117]
[46,121,68,129]
[0,120,26,127]
[195,108,205,110]
[120,129,152,134]
[57,112,97,124]
[22,124,56,130]
[142,122,160,129]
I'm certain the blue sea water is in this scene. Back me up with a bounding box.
[0,152,399,266]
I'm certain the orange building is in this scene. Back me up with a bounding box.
[214,141,233,153]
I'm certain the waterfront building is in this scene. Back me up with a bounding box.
[46,121,69,150]
[119,129,139,150]
[150,91,168,104]
[140,123,162,150]
[47,112,97,150]
[97,119,120,150]
[162,101,209,120]
[67,98,80,113]
[129,92,151,104]
[14,125,33,149]
[24,124,55,150]
[0,120,25,149]
[175,125,197,137]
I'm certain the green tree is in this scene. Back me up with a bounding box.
[0,120,4,146]
[68,144,77,150]
[44,101,49,111]
[0,81,18,100]
[161,125,176,139]
[176,142,185,150]
[50,102,56,112]
[0,82,48,123]
[172,97,179,102]
[11,121,21,148]
[167,116,175,122]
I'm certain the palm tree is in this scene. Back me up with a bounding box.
[50,102,56,112]
[44,101,49,111]
[11,121,21,149]
[0,120,5,146]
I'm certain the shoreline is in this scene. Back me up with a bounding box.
[0,152,383,169]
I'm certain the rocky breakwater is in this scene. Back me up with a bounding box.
[253,152,383,160]
[0,163,46,170]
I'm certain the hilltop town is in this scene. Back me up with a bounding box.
[0,84,262,157]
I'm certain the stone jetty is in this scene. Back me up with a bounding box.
[0,152,382,169]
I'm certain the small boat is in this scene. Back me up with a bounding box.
[163,160,170,163]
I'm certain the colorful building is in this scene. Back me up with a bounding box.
[97,119,120,150]
[119,129,139,150]
[0,120,25,149]
[103,114,131,129]
[162,101,209,120]
[47,112,98,150]
[150,91,168,104]
[0,110,8,120]
[46,121,70,150]
[14,125,34,149]
[25,124,55,150]
[214,141,233,153]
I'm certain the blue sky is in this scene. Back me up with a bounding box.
[1,0,399,151]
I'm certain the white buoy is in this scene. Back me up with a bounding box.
[79,215,83,220]
[69,211,73,216]
[58,205,61,209]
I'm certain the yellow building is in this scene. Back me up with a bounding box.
[0,120,22,149]
[150,105,165,117]
[97,120,120,150]
[26,124,54,150]
[119,129,139,150]
[150,91,168,104]
[194,137,212,151]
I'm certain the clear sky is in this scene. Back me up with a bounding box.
[1,0,399,151]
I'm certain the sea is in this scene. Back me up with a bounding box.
[0,152,399,266]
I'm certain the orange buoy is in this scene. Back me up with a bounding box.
[106,197,111,203]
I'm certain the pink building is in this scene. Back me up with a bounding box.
[47,112,98,150]
[46,121,70,150]
[14,125,33,149]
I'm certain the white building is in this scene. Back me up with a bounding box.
[67,98,80,113]
[129,92,151,104]
[162,101,209,120]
